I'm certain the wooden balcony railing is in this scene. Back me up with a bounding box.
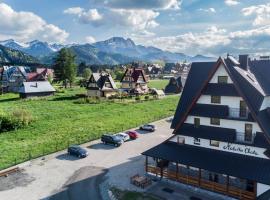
[146,165,256,200]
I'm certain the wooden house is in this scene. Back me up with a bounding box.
[86,73,117,98]
[19,81,56,98]
[120,67,149,94]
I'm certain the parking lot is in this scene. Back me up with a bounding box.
[0,118,172,200]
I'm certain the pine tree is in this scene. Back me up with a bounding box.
[54,48,77,88]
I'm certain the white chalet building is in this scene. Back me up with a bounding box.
[143,55,270,200]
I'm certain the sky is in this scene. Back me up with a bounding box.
[0,0,270,56]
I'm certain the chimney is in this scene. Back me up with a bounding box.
[239,55,249,70]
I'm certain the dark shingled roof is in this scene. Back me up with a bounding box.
[175,124,269,148]
[164,77,182,94]
[202,83,239,96]
[190,103,229,118]
[175,123,236,142]
[171,56,270,142]
[190,103,254,122]
[249,59,270,95]
[142,142,270,184]
[171,61,216,129]
[120,67,148,83]
[87,73,117,90]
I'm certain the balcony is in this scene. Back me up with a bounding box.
[236,132,255,144]
[228,108,249,119]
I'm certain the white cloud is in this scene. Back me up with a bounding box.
[64,7,159,30]
[92,0,181,10]
[64,7,103,25]
[229,25,270,38]
[110,9,159,29]
[136,25,270,55]
[0,3,69,43]
[242,3,270,26]
[63,7,84,15]
[224,0,239,6]
[198,7,216,13]
[85,36,96,43]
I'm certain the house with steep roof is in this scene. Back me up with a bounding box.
[19,81,56,98]
[28,68,54,82]
[120,67,149,94]
[164,76,183,94]
[86,73,117,98]
[142,55,270,200]
[0,66,30,93]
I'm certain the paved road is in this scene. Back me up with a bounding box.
[0,118,172,200]
[47,167,107,200]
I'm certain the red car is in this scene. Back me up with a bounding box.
[126,131,139,140]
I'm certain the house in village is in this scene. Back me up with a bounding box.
[143,55,270,200]
[164,77,183,94]
[0,66,54,93]
[19,81,56,98]
[120,67,149,94]
[86,73,117,98]
[28,68,54,82]
[0,66,30,93]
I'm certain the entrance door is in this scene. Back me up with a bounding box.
[245,124,253,142]
[240,101,247,118]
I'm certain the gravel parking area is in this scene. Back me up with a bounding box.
[0,118,172,200]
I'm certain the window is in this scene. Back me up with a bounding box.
[245,124,253,142]
[194,137,200,145]
[218,76,228,83]
[177,137,185,144]
[211,96,221,104]
[211,118,220,125]
[194,118,200,128]
[240,100,248,118]
[210,140,220,147]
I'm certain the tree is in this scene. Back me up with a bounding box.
[82,68,92,80]
[114,69,124,81]
[54,48,77,88]
[78,62,87,76]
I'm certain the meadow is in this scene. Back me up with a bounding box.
[148,79,169,90]
[0,87,178,170]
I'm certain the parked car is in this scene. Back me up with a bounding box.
[115,132,130,142]
[126,130,139,140]
[140,124,156,132]
[67,145,88,158]
[101,134,123,147]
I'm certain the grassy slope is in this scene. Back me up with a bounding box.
[0,88,178,169]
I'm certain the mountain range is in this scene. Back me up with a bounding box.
[0,44,38,64]
[0,37,216,65]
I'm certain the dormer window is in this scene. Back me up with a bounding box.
[218,76,228,84]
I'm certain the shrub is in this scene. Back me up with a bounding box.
[12,109,33,126]
[135,96,141,101]
[0,109,33,133]
[55,88,66,93]
[144,96,150,101]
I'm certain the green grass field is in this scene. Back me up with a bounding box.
[148,79,169,90]
[0,88,178,170]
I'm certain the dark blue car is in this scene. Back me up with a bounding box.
[67,145,88,158]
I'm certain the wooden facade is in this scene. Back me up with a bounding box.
[145,158,256,200]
